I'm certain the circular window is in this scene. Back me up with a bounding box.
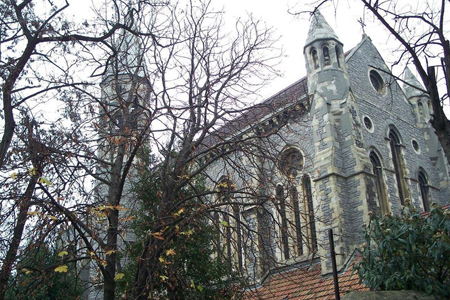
[363,116,373,132]
[412,139,420,153]
[279,147,304,177]
[369,70,385,94]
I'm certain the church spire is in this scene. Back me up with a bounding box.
[303,10,347,95]
[305,10,340,47]
[403,67,426,99]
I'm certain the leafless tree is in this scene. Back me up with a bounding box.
[1,1,328,299]
[0,0,155,298]
[126,1,285,298]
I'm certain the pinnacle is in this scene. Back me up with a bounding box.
[403,67,426,98]
[305,10,340,47]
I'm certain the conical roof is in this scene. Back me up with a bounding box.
[403,67,426,98]
[305,10,340,47]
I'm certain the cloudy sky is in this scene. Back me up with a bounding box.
[66,0,444,106]
[217,0,398,100]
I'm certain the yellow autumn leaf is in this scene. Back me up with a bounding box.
[46,215,57,221]
[173,208,184,217]
[105,250,116,255]
[114,205,129,211]
[54,265,68,273]
[96,205,112,211]
[22,268,32,275]
[27,211,41,216]
[10,172,17,179]
[180,229,194,237]
[120,215,135,222]
[29,167,37,175]
[165,249,176,256]
[160,275,168,282]
[114,273,125,280]
[159,257,165,263]
[151,232,165,240]
[58,250,68,257]
[39,176,51,186]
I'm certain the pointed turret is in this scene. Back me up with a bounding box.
[305,10,340,47]
[403,67,430,124]
[305,10,375,276]
[303,10,348,97]
[104,29,146,78]
[403,67,425,99]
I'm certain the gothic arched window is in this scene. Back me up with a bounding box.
[323,46,331,66]
[310,48,319,70]
[215,177,242,272]
[418,170,430,212]
[370,151,389,215]
[276,184,290,260]
[335,45,341,68]
[303,175,317,252]
[389,130,408,205]
[418,101,425,122]
[290,186,303,256]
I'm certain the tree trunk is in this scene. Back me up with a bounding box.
[0,176,38,300]
[426,66,450,164]
[103,209,119,300]
[103,145,125,300]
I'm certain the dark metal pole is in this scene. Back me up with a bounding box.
[329,228,340,300]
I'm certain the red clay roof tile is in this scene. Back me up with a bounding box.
[243,260,368,300]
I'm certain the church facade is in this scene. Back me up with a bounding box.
[204,10,450,295]
[84,10,450,299]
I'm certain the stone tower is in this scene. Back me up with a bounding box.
[403,68,450,191]
[83,29,151,300]
[304,11,375,273]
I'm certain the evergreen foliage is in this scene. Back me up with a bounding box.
[5,244,82,300]
[116,151,240,299]
[356,203,450,297]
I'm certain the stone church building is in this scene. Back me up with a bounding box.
[204,10,450,299]
[84,10,450,300]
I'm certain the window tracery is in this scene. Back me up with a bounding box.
[418,170,430,212]
[215,177,242,272]
[278,147,304,178]
[389,130,408,205]
[370,151,389,215]
[303,175,317,252]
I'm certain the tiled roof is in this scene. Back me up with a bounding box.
[199,46,356,150]
[243,261,368,300]
[199,77,309,149]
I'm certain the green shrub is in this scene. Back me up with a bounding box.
[356,203,450,297]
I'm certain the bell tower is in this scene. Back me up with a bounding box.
[304,10,348,96]
[304,11,374,273]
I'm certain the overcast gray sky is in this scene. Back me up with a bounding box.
[219,0,387,99]
[66,0,446,110]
